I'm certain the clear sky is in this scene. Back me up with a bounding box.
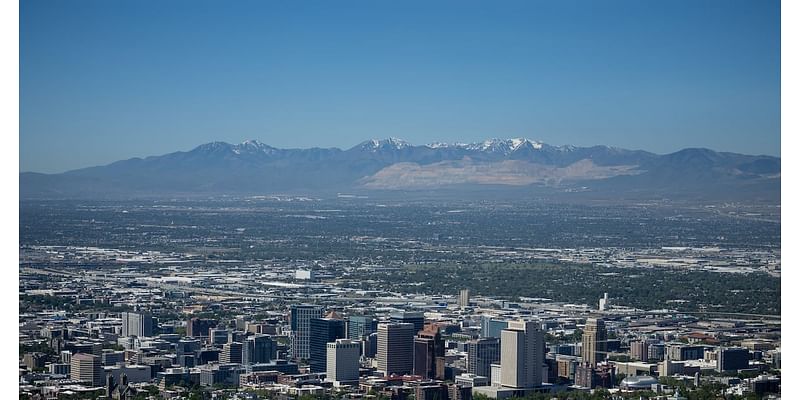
[20,0,780,173]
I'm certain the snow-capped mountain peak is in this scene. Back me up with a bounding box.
[356,137,412,151]
[23,136,779,202]
[460,138,544,153]
[240,139,265,147]
[232,139,278,155]
[423,138,544,152]
[509,137,543,150]
[386,137,411,148]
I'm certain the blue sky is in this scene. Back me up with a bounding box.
[21,0,780,173]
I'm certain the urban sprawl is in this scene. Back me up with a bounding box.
[19,244,780,400]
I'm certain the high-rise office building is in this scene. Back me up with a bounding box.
[290,305,323,360]
[717,347,749,372]
[348,315,378,340]
[220,342,243,364]
[176,338,201,368]
[70,353,103,386]
[243,335,275,365]
[575,362,615,389]
[309,318,346,372]
[500,320,544,388]
[599,293,609,311]
[121,312,154,337]
[458,289,470,308]
[377,322,415,376]
[210,328,229,345]
[176,339,201,355]
[582,318,607,366]
[480,316,508,339]
[60,350,72,364]
[413,324,445,379]
[667,344,706,361]
[228,331,246,344]
[49,363,70,376]
[23,352,47,370]
[327,339,361,386]
[390,311,425,334]
[467,337,500,378]
[630,341,649,361]
[101,351,125,366]
[362,332,378,358]
[187,318,217,338]
[648,343,665,361]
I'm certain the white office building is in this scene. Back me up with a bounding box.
[500,320,544,388]
[327,339,361,386]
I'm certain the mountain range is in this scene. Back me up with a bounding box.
[20,138,780,201]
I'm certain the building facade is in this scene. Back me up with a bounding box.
[309,317,346,372]
[290,304,323,360]
[377,322,415,376]
[467,337,500,378]
[71,353,103,386]
[480,317,508,339]
[389,312,425,334]
[121,312,154,338]
[347,315,377,340]
[717,347,750,372]
[327,339,361,385]
[220,342,243,364]
[581,318,607,366]
[630,341,649,361]
[500,320,544,388]
[243,335,275,365]
[413,324,445,380]
[187,318,217,338]
[458,289,470,308]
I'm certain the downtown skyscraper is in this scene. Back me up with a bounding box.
[467,337,500,378]
[309,317,346,373]
[121,312,154,338]
[413,324,445,380]
[582,318,607,366]
[290,304,323,360]
[500,320,544,388]
[377,322,415,376]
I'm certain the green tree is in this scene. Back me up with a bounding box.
[572,328,583,343]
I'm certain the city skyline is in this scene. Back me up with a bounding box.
[18,189,782,397]
[16,0,785,397]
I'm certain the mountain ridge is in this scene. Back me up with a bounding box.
[20,137,780,202]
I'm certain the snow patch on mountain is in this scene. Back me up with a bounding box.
[356,137,412,151]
